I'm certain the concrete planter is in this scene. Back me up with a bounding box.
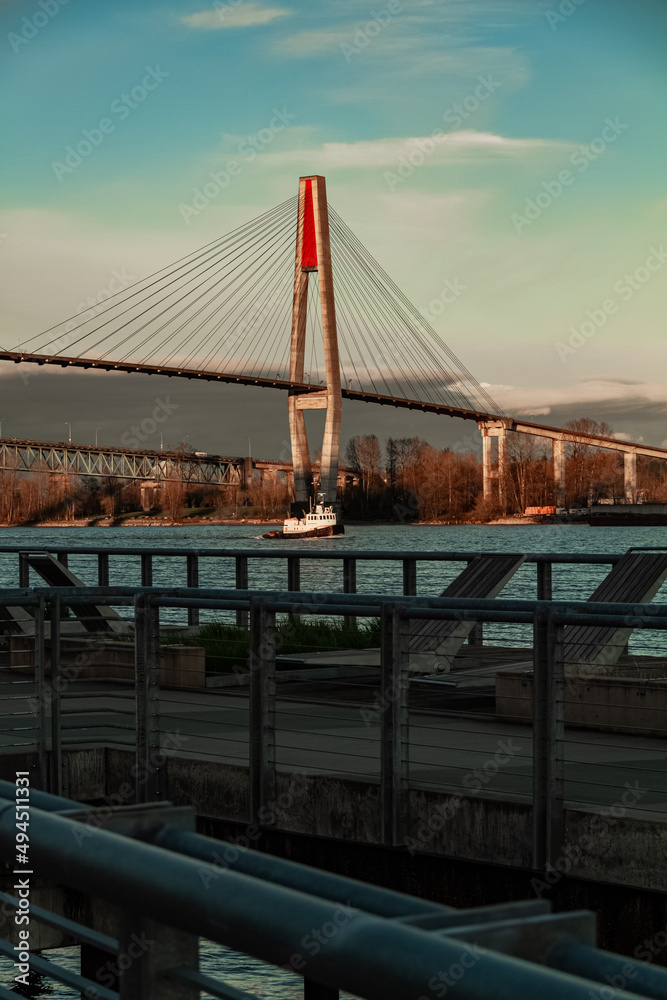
[496,668,667,737]
[8,636,205,690]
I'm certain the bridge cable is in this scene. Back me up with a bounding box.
[330,210,470,407]
[116,199,298,367]
[12,197,296,356]
[328,204,503,415]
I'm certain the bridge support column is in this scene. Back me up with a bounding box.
[288,268,313,507]
[624,451,637,503]
[288,175,342,515]
[497,427,507,512]
[478,420,510,510]
[552,439,566,508]
[481,430,493,501]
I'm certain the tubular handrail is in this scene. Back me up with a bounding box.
[3,584,667,625]
[0,795,658,1000]
[5,583,667,610]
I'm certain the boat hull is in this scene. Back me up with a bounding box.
[263,524,345,540]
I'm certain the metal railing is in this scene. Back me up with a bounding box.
[0,783,666,999]
[0,541,634,601]
[1,583,667,877]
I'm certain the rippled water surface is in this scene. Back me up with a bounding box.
[0,941,311,998]
[1,521,667,600]
[2,521,667,645]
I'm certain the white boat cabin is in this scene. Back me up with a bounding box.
[283,502,337,533]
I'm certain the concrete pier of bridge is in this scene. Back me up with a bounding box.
[479,418,647,509]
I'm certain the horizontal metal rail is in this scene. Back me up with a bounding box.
[2,784,667,998]
[151,825,450,919]
[0,795,660,1000]
[5,583,667,618]
[3,545,638,612]
[0,544,626,562]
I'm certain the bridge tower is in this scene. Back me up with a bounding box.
[288,175,342,516]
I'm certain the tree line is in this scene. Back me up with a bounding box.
[342,419,667,521]
[1,418,666,524]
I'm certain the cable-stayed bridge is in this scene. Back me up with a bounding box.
[2,175,664,507]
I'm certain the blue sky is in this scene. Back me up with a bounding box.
[0,0,666,452]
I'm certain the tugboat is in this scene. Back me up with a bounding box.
[263,495,344,539]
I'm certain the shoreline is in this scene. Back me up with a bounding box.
[0,514,560,528]
[0,517,282,529]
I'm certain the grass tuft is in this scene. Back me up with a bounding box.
[162,617,380,674]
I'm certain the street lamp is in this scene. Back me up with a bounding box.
[65,422,71,445]
[95,426,102,446]
[159,431,163,451]
[246,436,252,460]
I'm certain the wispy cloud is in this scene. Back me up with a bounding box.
[494,378,667,425]
[260,132,572,170]
[182,3,290,30]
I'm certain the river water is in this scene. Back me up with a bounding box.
[1,521,667,649]
[1,521,667,600]
[1,521,666,996]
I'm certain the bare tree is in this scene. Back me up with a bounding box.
[506,433,551,512]
[346,435,383,506]
[564,418,621,505]
[162,473,185,520]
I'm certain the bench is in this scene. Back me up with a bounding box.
[565,549,667,674]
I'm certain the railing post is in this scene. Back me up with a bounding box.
[343,556,357,629]
[466,560,483,645]
[56,550,68,569]
[81,943,119,994]
[18,552,28,588]
[249,598,276,824]
[287,555,301,593]
[50,596,62,797]
[468,622,484,646]
[532,606,564,872]
[186,554,199,627]
[288,556,301,623]
[34,597,48,792]
[134,595,162,804]
[141,553,153,587]
[304,981,339,1000]
[97,551,109,587]
[537,560,553,601]
[236,555,249,627]
[118,913,199,1000]
[402,558,417,596]
[380,603,409,847]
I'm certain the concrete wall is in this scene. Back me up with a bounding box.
[24,746,665,896]
[497,669,667,737]
[8,636,205,689]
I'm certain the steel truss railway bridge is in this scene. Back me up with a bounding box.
[3,173,663,507]
[0,437,299,489]
[0,437,244,487]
